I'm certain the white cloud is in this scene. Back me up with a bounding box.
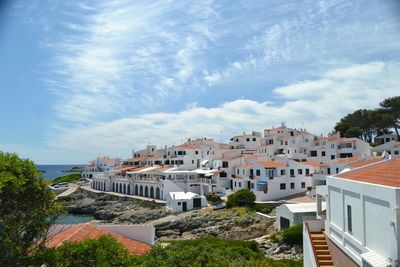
[45,61,400,162]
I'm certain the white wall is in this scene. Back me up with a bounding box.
[326,176,399,265]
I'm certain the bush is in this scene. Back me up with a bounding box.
[205,192,222,204]
[53,173,82,183]
[281,224,303,246]
[252,203,273,214]
[226,189,256,208]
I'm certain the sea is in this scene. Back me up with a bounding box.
[37,164,95,224]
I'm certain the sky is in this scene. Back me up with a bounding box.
[1,0,400,164]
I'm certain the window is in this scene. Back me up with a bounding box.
[280,183,286,190]
[222,161,229,168]
[305,169,310,176]
[253,138,256,141]
[298,169,303,175]
[246,138,250,142]
[336,168,339,174]
[195,151,199,155]
[239,182,242,187]
[234,181,237,186]
[331,144,335,149]
[285,141,288,145]
[347,205,352,233]
[322,151,326,156]
[280,169,285,175]
[331,155,335,160]
[178,202,181,205]
[301,182,305,188]
[290,169,295,177]
[310,151,317,157]
[327,168,331,175]
[237,169,239,175]
[192,160,194,164]
[290,182,295,189]
[395,151,399,155]
[256,169,261,176]
[269,139,274,144]
[220,172,227,178]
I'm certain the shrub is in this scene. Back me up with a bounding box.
[205,192,222,204]
[53,173,82,183]
[226,189,256,208]
[252,203,273,214]
[281,224,303,246]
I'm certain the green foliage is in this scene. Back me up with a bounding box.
[380,96,400,141]
[205,192,222,204]
[29,236,303,267]
[133,237,302,267]
[334,96,400,142]
[53,173,82,183]
[30,235,132,267]
[0,152,63,267]
[270,225,303,246]
[281,224,303,246]
[252,203,273,214]
[226,189,256,208]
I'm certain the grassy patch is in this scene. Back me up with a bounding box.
[53,173,82,183]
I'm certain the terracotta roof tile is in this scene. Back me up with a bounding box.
[301,161,322,167]
[346,157,384,168]
[46,224,151,255]
[257,161,286,168]
[336,159,400,187]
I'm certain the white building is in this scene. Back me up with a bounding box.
[165,191,207,213]
[276,202,326,231]
[304,158,400,267]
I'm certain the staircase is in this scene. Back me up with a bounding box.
[310,232,334,267]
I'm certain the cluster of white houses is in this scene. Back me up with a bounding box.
[85,124,385,211]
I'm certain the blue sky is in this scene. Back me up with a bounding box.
[1,0,400,164]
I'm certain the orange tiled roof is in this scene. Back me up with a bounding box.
[302,161,322,167]
[46,224,151,255]
[257,161,286,168]
[335,156,359,164]
[336,159,400,187]
[346,157,384,168]
[174,144,198,149]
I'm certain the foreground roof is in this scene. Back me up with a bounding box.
[46,223,151,255]
[336,158,400,187]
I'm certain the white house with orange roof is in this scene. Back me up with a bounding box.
[250,159,314,201]
[304,157,400,267]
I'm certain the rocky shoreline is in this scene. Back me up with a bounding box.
[58,190,303,260]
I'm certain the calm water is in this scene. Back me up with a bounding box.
[37,164,85,180]
[36,165,95,224]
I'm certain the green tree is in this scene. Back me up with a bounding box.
[0,152,62,267]
[334,109,374,142]
[226,189,256,208]
[380,96,400,141]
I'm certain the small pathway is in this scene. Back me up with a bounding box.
[55,183,79,199]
